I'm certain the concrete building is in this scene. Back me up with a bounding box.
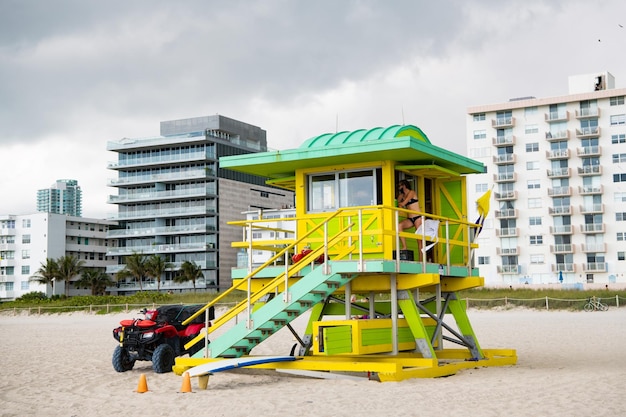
[0,212,117,301]
[37,179,83,217]
[466,71,626,287]
[106,115,294,293]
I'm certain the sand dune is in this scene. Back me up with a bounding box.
[1,308,624,417]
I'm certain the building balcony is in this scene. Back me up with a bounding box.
[495,227,519,237]
[550,225,573,234]
[580,223,605,233]
[548,186,572,197]
[0,243,16,251]
[107,224,216,238]
[577,146,601,157]
[109,206,217,220]
[583,262,607,272]
[493,172,517,183]
[548,205,572,215]
[493,154,516,165]
[575,127,600,138]
[578,166,602,176]
[492,136,516,146]
[496,246,519,255]
[0,259,15,267]
[106,242,209,257]
[546,149,570,160]
[551,263,576,272]
[107,151,215,170]
[578,185,603,195]
[494,209,518,219]
[550,244,575,254]
[545,111,569,123]
[547,168,571,179]
[107,186,216,204]
[497,265,520,274]
[545,130,570,141]
[582,243,607,253]
[491,117,515,128]
[575,108,601,119]
[494,190,517,201]
[107,169,213,187]
[579,204,604,214]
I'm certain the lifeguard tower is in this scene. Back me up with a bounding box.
[173,125,516,382]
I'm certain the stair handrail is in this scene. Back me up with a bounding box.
[181,220,355,352]
[181,209,346,326]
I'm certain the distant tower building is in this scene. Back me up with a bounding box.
[37,179,83,217]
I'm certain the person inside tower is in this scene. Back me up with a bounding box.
[397,179,423,251]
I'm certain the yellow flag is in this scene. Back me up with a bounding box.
[476,187,492,219]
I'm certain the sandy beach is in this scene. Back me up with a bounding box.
[1,307,625,417]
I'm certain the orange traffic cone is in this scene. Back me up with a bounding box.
[179,372,192,393]
[135,373,149,393]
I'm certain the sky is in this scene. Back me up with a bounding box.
[1,0,625,219]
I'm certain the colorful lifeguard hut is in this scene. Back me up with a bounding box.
[173,125,516,382]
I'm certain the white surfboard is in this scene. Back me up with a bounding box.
[187,355,297,377]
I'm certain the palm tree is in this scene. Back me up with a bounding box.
[56,255,85,297]
[76,269,115,296]
[29,258,59,296]
[116,252,148,291]
[145,254,173,292]
[174,260,204,292]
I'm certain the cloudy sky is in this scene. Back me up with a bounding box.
[1,0,625,219]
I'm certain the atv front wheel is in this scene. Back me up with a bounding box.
[112,346,135,372]
[152,343,175,373]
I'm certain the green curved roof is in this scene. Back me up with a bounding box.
[300,125,431,149]
[220,124,484,183]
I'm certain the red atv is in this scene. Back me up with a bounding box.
[112,304,214,373]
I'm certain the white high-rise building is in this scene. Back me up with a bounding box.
[0,212,117,300]
[36,179,83,217]
[467,71,626,288]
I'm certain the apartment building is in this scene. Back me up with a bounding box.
[467,71,626,287]
[36,179,83,217]
[106,115,294,293]
[0,212,117,300]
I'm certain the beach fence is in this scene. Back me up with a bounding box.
[0,302,238,316]
[464,295,625,310]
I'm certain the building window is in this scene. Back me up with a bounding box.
[529,235,543,245]
[618,232,626,241]
[618,251,626,261]
[610,96,625,106]
[615,193,626,202]
[22,219,31,228]
[473,129,486,140]
[477,256,490,265]
[22,234,31,244]
[308,168,379,212]
[527,180,540,189]
[528,198,542,208]
[473,113,486,121]
[21,281,30,290]
[526,161,539,170]
[612,153,626,163]
[21,250,30,259]
[529,216,542,226]
[475,183,488,193]
[525,124,539,134]
[21,265,30,275]
[612,134,626,144]
[530,254,544,264]
[469,147,490,158]
[525,142,539,152]
[525,106,538,116]
[586,274,594,283]
[614,173,626,183]
[617,213,626,221]
[610,114,626,125]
